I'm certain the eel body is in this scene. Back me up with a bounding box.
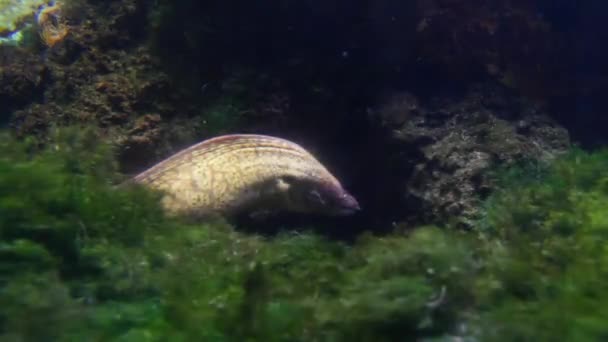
[131,134,360,219]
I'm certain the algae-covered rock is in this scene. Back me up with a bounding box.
[0,46,46,120]
[369,83,570,226]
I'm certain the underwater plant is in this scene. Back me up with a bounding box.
[471,148,608,340]
[2,126,608,341]
[0,0,53,44]
[0,127,478,340]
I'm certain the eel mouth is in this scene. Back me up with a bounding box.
[334,192,361,216]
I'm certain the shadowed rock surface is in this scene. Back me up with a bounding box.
[367,84,570,227]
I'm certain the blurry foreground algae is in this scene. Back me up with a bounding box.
[475,150,608,341]
[2,128,608,340]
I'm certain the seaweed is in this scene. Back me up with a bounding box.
[0,127,476,340]
[473,148,608,341]
[2,127,608,340]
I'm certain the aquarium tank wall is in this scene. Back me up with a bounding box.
[1,0,608,341]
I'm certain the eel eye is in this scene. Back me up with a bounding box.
[307,189,325,205]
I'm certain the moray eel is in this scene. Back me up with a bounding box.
[131,134,360,219]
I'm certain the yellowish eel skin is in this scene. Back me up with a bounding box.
[131,134,360,219]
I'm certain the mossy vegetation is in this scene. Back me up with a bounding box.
[2,127,608,341]
[474,149,608,341]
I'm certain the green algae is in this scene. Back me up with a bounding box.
[472,148,608,341]
[2,127,608,341]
